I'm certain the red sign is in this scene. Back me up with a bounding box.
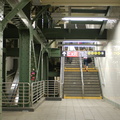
[67,51,79,57]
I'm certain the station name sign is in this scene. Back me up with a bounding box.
[62,51,105,57]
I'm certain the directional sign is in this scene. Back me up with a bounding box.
[87,51,105,57]
[62,51,105,57]
[62,51,67,57]
[67,51,79,57]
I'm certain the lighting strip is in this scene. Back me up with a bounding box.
[62,17,117,21]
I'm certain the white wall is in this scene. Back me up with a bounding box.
[6,57,13,71]
[97,21,120,105]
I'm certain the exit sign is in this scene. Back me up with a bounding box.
[67,51,79,57]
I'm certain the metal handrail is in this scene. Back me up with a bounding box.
[2,82,30,107]
[44,80,60,98]
[60,56,65,98]
[31,81,44,105]
[79,52,84,97]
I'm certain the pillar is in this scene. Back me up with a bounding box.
[0,0,4,119]
[19,29,31,82]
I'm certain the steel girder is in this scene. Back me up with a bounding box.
[99,7,110,36]
[32,5,50,24]
[0,22,3,120]
[6,0,47,48]
[0,0,4,119]
[19,29,31,83]
[71,9,107,14]
[2,0,31,30]
[42,28,107,39]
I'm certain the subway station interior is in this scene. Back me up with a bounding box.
[1,0,120,120]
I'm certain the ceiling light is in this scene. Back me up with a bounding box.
[62,17,117,21]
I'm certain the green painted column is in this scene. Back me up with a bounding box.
[0,0,4,119]
[0,22,3,120]
[41,50,44,80]
[19,29,31,83]
[43,53,48,80]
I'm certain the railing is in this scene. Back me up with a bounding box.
[2,80,61,108]
[60,56,65,98]
[79,52,84,97]
[31,81,44,105]
[2,82,30,108]
[44,80,60,98]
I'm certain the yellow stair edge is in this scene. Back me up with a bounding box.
[64,96,102,99]
[64,70,98,72]
[65,67,95,70]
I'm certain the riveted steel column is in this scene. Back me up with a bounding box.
[41,50,44,80]
[0,0,4,119]
[19,29,31,83]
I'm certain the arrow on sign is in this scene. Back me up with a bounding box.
[62,51,66,56]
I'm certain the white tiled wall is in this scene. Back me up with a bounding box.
[96,21,120,105]
[6,57,13,71]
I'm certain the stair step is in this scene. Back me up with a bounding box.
[64,81,81,84]
[64,91,82,94]
[84,88,101,90]
[64,85,82,87]
[64,88,82,91]
[64,94,83,97]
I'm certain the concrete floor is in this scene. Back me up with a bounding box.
[3,99,120,120]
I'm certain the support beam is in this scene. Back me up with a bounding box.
[6,0,47,47]
[32,5,50,24]
[71,9,107,13]
[99,7,110,36]
[19,29,31,82]
[0,1,4,119]
[0,22,3,120]
[42,28,107,39]
[2,0,31,30]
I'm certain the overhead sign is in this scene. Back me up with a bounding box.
[67,51,79,57]
[87,51,105,57]
[62,51,105,57]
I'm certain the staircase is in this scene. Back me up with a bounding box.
[64,57,102,99]
[83,59,102,98]
[64,57,82,98]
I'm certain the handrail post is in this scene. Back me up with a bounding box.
[79,51,84,98]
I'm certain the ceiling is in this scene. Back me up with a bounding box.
[32,0,120,6]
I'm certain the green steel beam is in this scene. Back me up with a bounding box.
[6,0,47,47]
[2,0,31,30]
[32,5,51,24]
[0,22,3,120]
[33,29,46,47]
[0,1,4,119]
[4,28,47,47]
[42,28,107,39]
[19,29,31,82]
[71,21,103,24]
[71,9,107,14]
[99,7,110,35]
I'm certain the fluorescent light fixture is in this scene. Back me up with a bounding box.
[62,17,117,21]
[64,45,95,47]
[63,41,98,43]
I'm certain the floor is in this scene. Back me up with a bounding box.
[2,99,120,120]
